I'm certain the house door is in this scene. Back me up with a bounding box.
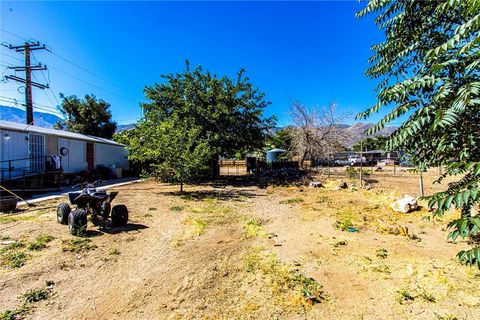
[28,133,45,172]
[86,143,94,171]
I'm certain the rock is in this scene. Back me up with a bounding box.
[335,181,348,190]
[390,196,418,213]
[0,240,16,245]
[309,181,323,188]
[364,183,373,190]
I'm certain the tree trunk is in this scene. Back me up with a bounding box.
[180,182,184,193]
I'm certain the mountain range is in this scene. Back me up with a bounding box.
[0,106,134,133]
[0,105,397,144]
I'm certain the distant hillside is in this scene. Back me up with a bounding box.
[0,105,61,128]
[0,106,397,144]
[116,123,136,132]
[271,122,398,147]
[0,105,136,133]
[343,122,397,147]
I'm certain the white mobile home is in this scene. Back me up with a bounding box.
[0,120,129,180]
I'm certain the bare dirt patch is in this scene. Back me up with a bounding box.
[0,174,479,319]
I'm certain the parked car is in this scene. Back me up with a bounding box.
[348,155,366,166]
[334,159,351,166]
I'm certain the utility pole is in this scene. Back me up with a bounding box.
[359,138,363,188]
[4,41,49,125]
[419,170,424,197]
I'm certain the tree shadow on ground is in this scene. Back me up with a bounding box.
[204,170,312,190]
[158,189,261,201]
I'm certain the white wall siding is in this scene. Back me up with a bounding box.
[94,143,129,170]
[58,138,87,173]
[0,129,29,179]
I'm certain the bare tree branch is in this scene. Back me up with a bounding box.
[289,100,350,164]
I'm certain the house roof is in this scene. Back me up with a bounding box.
[0,120,124,147]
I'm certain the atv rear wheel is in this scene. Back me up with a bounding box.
[57,203,71,225]
[111,205,128,227]
[68,209,87,236]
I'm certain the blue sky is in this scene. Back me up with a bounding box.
[1,1,386,126]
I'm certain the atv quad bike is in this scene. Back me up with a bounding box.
[56,180,128,236]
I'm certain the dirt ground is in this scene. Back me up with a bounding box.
[1,169,479,320]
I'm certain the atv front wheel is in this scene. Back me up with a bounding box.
[68,209,87,236]
[57,203,71,225]
[111,205,128,227]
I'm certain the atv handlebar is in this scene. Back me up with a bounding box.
[72,180,103,189]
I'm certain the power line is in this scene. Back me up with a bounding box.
[0,28,28,42]
[47,49,134,94]
[48,64,137,103]
[0,96,60,114]
[31,53,60,106]
[1,52,24,63]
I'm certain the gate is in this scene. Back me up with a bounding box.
[28,133,45,172]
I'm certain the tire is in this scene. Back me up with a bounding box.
[68,209,87,236]
[111,205,128,227]
[101,202,111,218]
[57,203,71,225]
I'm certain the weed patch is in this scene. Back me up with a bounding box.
[371,264,390,273]
[280,198,304,205]
[333,240,347,248]
[1,282,54,320]
[169,206,184,212]
[243,247,325,308]
[27,235,55,251]
[108,248,120,256]
[23,282,54,303]
[61,238,97,253]
[316,196,331,205]
[0,215,35,224]
[333,218,355,231]
[376,248,388,259]
[0,304,28,320]
[398,289,415,304]
[1,252,28,268]
[244,218,268,238]
[420,290,436,303]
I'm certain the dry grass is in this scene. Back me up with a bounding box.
[243,247,326,309]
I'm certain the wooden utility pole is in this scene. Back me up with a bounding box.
[419,170,424,197]
[359,139,363,188]
[4,41,49,125]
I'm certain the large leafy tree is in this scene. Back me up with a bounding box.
[142,62,275,158]
[55,94,117,139]
[118,114,213,192]
[357,0,480,266]
[266,127,295,158]
[351,136,386,152]
[117,62,275,189]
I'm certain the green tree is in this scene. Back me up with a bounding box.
[142,62,275,158]
[266,127,295,159]
[55,94,117,139]
[117,62,275,190]
[118,115,213,192]
[351,136,386,152]
[357,0,480,267]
